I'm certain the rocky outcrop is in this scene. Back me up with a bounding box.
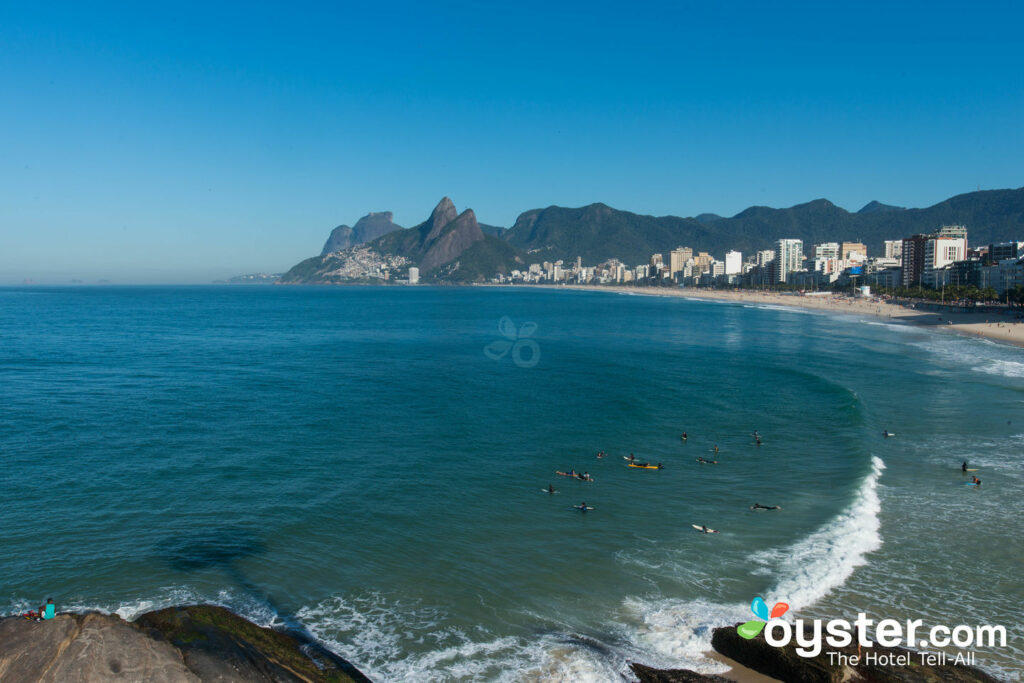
[0,606,370,683]
[281,197,520,283]
[418,208,485,272]
[630,662,732,682]
[321,212,403,255]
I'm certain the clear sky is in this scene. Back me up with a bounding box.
[2,1,1022,283]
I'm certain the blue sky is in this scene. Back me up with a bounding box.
[1,1,1022,282]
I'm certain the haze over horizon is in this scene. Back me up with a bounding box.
[2,1,1022,284]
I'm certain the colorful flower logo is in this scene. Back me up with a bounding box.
[738,596,789,639]
[484,316,540,368]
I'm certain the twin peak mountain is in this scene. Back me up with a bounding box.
[281,197,520,284]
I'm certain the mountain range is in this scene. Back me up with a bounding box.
[280,187,1024,284]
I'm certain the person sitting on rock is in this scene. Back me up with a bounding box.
[43,598,55,620]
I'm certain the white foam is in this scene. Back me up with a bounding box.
[750,456,886,609]
[613,457,887,677]
[294,593,630,682]
[973,358,1024,378]
[912,337,1024,380]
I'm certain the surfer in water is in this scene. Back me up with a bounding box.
[755,436,762,446]
[627,453,635,462]
[548,483,555,494]
[971,476,981,486]
[680,432,688,442]
[962,461,968,472]
[576,501,589,512]
[713,444,719,454]
[751,503,781,510]
[883,430,891,438]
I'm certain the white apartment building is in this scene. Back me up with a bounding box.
[813,242,840,260]
[774,239,804,283]
[724,250,742,275]
[756,250,775,267]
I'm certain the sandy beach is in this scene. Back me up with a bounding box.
[516,284,1024,348]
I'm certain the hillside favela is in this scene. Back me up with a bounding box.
[3,2,1024,683]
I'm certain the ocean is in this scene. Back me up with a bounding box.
[1,285,1021,681]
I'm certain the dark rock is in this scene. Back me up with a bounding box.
[630,661,732,682]
[0,606,371,683]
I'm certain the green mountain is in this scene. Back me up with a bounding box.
[503,187,1024,262]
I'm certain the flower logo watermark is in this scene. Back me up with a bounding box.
[739,596,790,639]
[484,316,540,368]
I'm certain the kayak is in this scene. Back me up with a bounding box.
[628,463,662,469]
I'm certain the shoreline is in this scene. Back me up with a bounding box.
[501,283,1024,349]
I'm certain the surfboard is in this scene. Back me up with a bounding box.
[964,468,979,472]
[574,506,594,510]
[691,524,717,533]
[542,489,558,494]
[964,482,980,487]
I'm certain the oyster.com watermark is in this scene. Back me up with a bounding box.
[740,596,1006,667]
[484,317,539,368]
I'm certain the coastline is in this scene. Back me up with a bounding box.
[502,283,1024,349]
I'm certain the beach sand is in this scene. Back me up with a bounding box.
[517,285,1024,348]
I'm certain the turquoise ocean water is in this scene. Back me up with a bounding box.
[1,286,1021,681]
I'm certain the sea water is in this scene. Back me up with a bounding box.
[1,286,1020,681]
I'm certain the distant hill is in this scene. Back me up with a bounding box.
[321,212,403,255]
[479,223,507,237]
[857,200,905,214]
[502,187,1024,262]
[227,273,281,284]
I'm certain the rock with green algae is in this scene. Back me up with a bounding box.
[0,605,370,683]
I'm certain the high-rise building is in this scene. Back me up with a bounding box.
[724,250,742,275]
[840,242,868,260]
[756,250,775,267]
[408,267,420,284]
[902,227,968,287]
[774,239,804,283]
[650,253,664,271]
[922,235,967,286]
[883,240,903,260]
[988,242,1022,262]
[669,247,693,276]
[814,243,840,260]
[935,225,967,239]
[901,234,929,286]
